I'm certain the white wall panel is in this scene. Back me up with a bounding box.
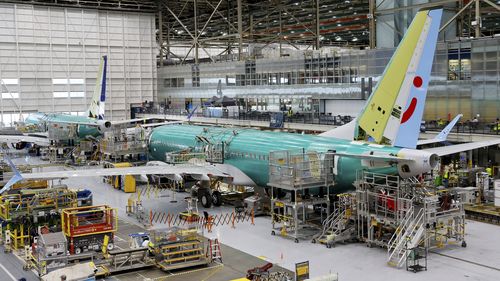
[0,3,156,125]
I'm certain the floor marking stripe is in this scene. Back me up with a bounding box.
[0,263,18,281]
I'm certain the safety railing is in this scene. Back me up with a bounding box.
[165,152,206,164]
[268,149,334,189]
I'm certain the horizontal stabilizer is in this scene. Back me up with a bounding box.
[318,119,356,140]
[333,151,413,163]
[424,139,500,157]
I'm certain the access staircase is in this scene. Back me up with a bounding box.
[387,207,426,268]
[312,206,355,247]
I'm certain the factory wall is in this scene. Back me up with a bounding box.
[0,3,156,125]
[157,37,500,122]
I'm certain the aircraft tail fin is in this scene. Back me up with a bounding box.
[355,8,443,146]
[87,55,107,120]
[0,154,24,194]
[434,114,462,141]
[187,105,198,121]
[416,114,462,146]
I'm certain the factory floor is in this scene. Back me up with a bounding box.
[8,157,500,281]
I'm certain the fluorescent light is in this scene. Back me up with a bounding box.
[70,92,85,98]
[53,92,69,98]
[1,79,19,85]
[1,92,19,99]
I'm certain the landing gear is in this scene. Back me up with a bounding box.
[212,191,222,207]
[461,241,467,248]
[198,189,212,208]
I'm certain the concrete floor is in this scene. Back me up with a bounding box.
[7,157,500,281]
[2,157,292,281]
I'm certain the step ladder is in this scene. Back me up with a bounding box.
[207,238,222,263]
[313,207,352,247]
[387,207,425,268]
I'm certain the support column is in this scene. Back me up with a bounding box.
[166,22,170,60]
[194,0,199,64]
[475,0,480,38]
[315,0,320,50]
[249,14,253,40]
[279,10,282,56]
[237,0,243,60]
[369,0,375,49]
[158,10,163,66]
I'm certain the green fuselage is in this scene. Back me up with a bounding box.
[25,112,101,139]
[149,124,402,191]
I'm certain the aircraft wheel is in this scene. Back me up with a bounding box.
[212,191,222,207]
[198,189,212,208]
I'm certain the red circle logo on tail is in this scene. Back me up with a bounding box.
[413,76,423,88]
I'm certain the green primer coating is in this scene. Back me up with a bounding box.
[149,124,402,191]
[25,113,100,138]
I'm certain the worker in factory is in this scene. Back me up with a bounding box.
[141,237,150,248]
[442,166,450,188]
[204,211,214,233]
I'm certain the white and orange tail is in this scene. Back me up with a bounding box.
[355,8,443,146]
[87,55,107,120]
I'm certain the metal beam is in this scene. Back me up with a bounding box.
[158,10,163,67]
[194,0,199,64]
[205,0,238,33]
[439,0,475,33]
[198,0,224,39]
[279,9,283,56]
[483,0,500,12]
[163,1,189,31]
[281,7,316,37]
[369,0,375,49]
[165,5,196,41]
[315,0,320,50]
[375,0,459,15]
[475,0,481,38]
[237,0,243,60]
[198,33,239,42]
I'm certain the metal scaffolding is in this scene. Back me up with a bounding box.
[267,149,335,242]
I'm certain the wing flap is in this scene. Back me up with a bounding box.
[20,164,230,180]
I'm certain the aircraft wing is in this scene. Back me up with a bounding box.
[417,114,462,146]
[20,164,230,180]
[45,118,177,128]
[423,139,500,157]
[45,119,103,127]
[0,134,50,146]
[110,118,158,126]
[141,121,184,128]
[0,163,231,194]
